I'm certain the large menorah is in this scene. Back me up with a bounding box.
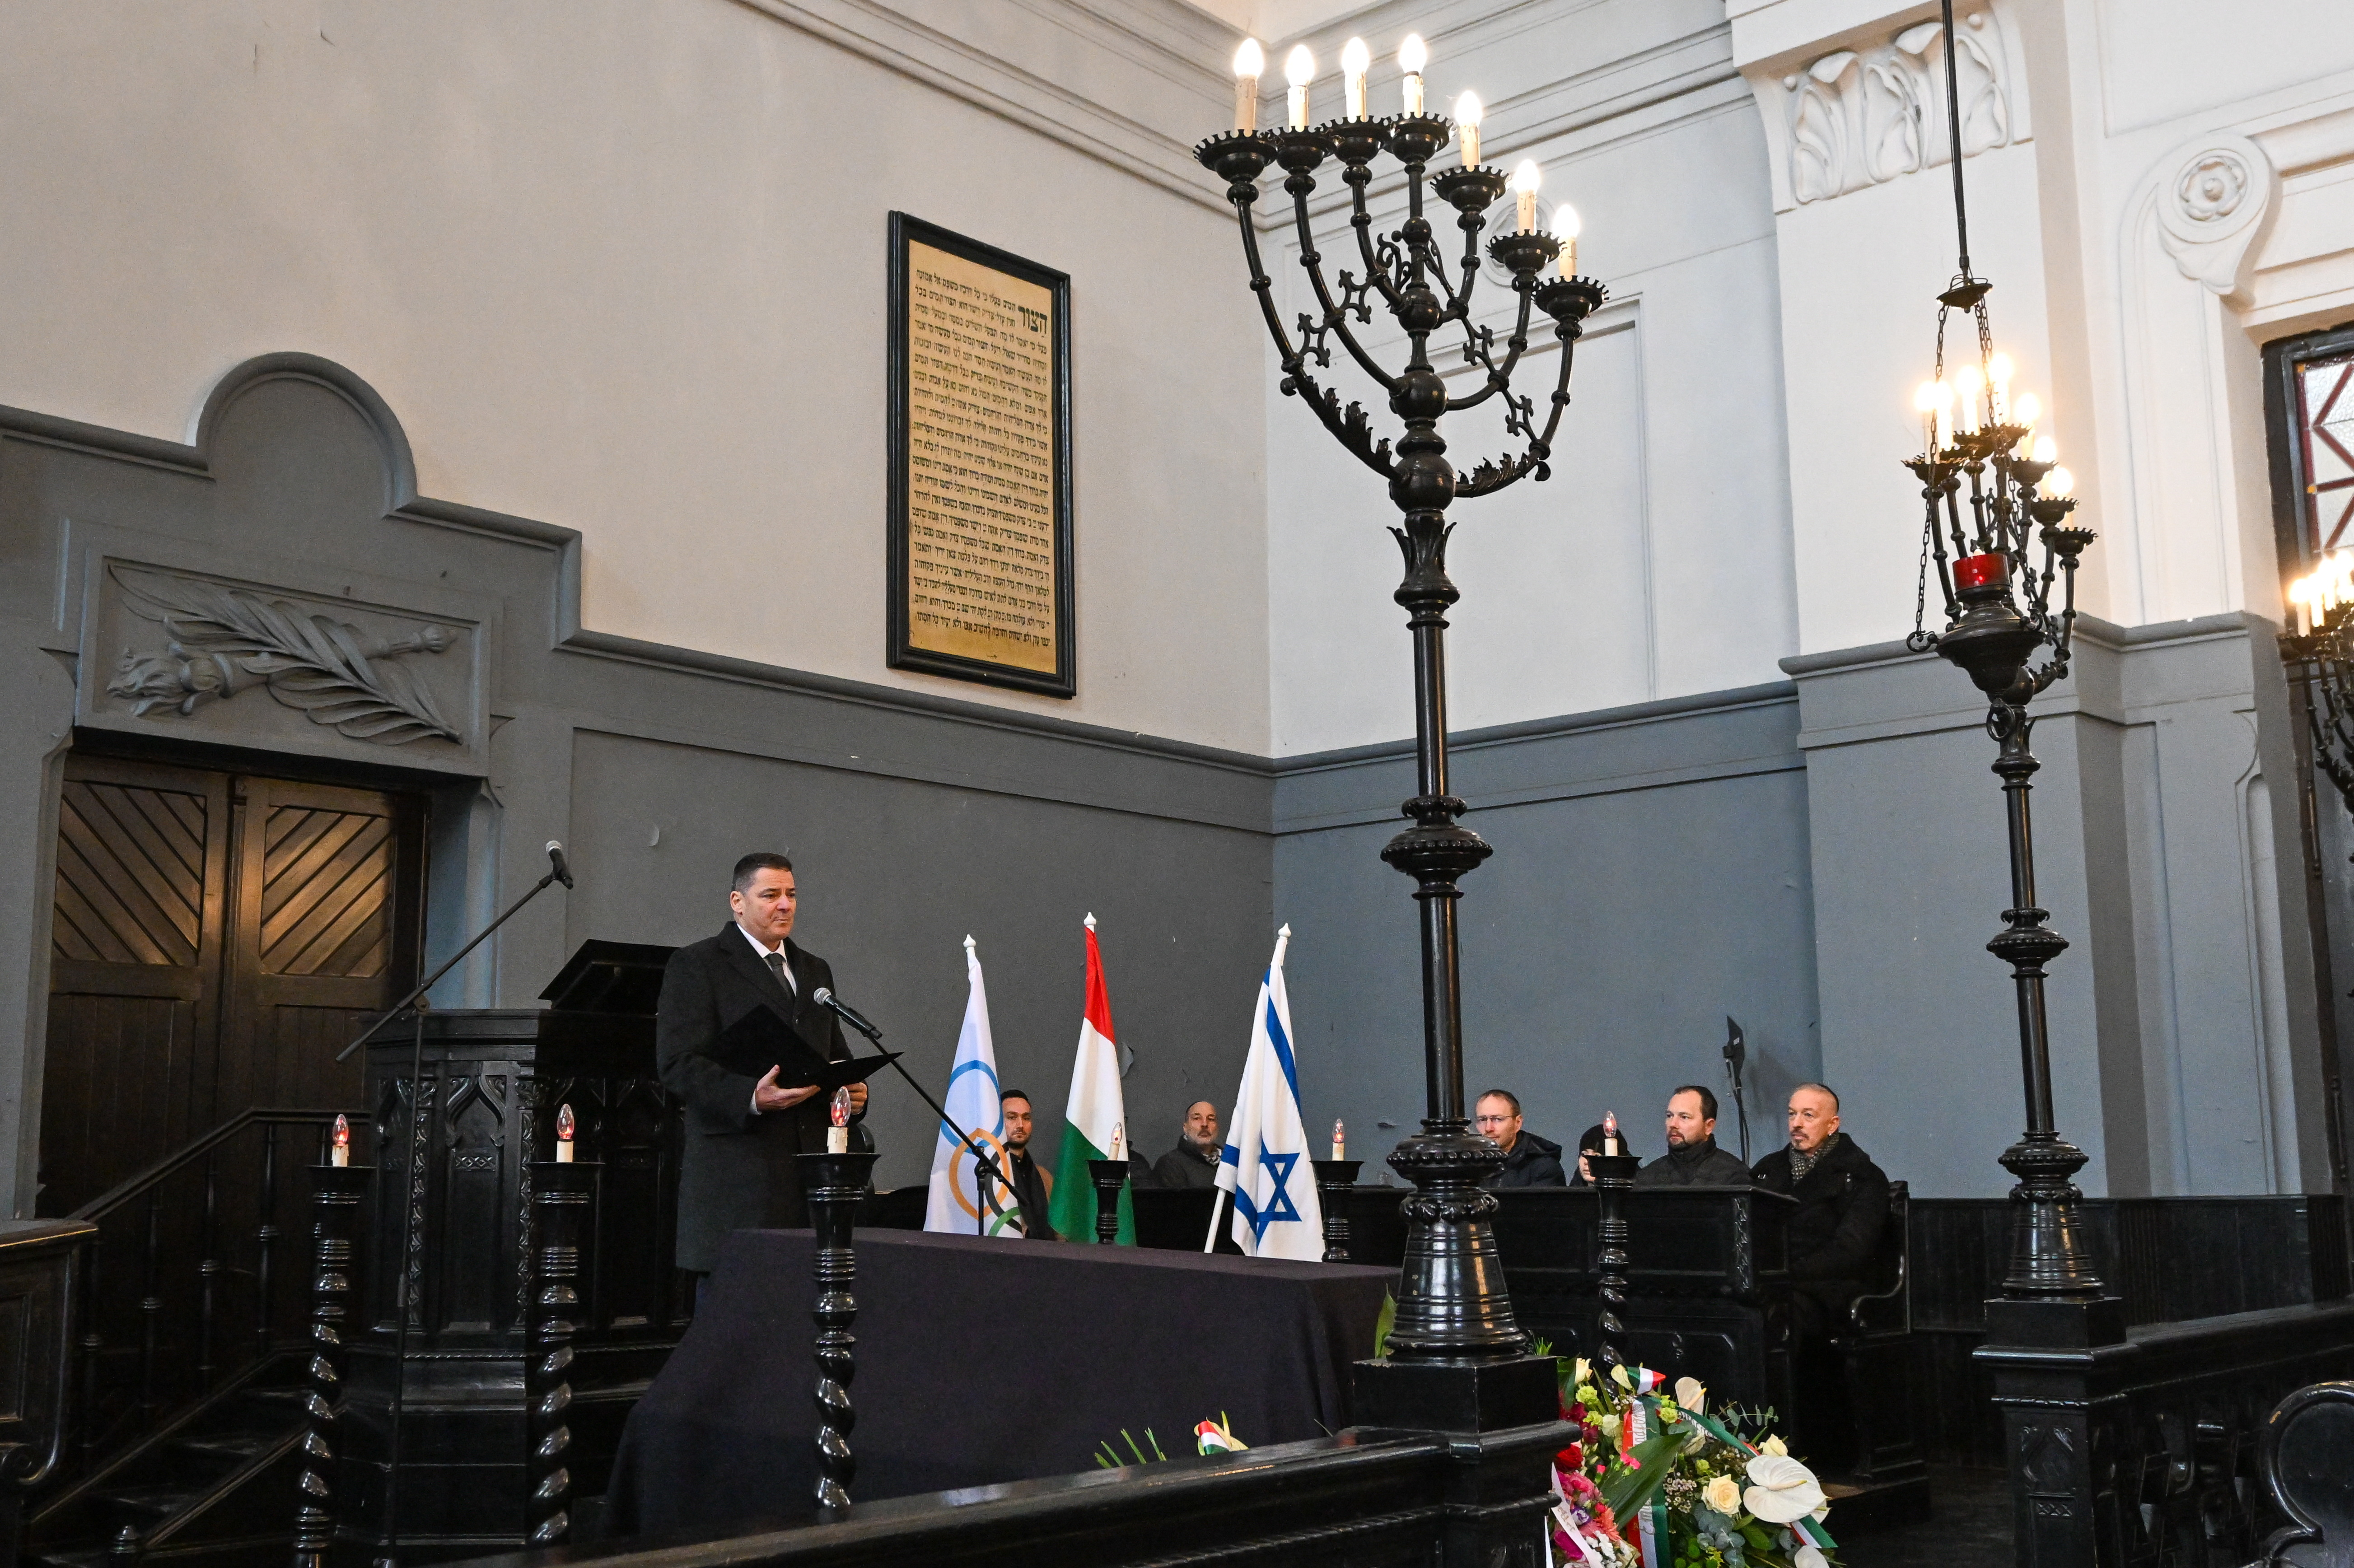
[1196,107,1602,1363]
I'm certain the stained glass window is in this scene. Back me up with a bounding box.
[2300,349,2354,553]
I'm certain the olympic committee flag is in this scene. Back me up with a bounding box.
[1049,914,1133,1243]
[1214,924,1324,1260]
[925,936,1022,1237]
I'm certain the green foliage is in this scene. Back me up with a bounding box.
[1599,1426,1686,1518]
[1372,1291,1396,1358]
[1091,1428,1168,1469]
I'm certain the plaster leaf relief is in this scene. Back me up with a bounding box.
[105,564,462,745]
[2152,134,2278,300]
[1768,9,2016,209]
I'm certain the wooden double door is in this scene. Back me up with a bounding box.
[39,755,425,1215]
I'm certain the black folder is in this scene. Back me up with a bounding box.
[711,1000,897,1092]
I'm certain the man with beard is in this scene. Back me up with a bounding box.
[997,1088,1058,1240]
[1634,1084,1750,1186]
[1154,1100,1224,1190]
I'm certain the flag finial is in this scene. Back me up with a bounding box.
[1084,912,1097,931]
[1278,923,1291,939]
[963,933,977,952]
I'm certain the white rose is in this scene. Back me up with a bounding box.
[1599,1412,1622,1439]
[1703,1475,1742,1514]
[1574,1358,1592,1385]
[1674,1376,1706,1414]
[1761,1434,1788,1456]
[1793,1546,1829,1568]
[1743,1454,1826,1524]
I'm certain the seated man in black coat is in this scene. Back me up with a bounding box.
[1750,1082,1890,1331]
[1634,1085,1751,1186]
[1475,1089,1566,1187]
[657,852,864,1294]
[1153,1100,1224,1190]
[1750,1082,1889,1470]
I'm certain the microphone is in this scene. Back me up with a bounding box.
[545,841,574,888]
[812,987,883,1042]
[1722,1015,1746,1083]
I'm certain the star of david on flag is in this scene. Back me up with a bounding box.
[1209,924,1325,1260]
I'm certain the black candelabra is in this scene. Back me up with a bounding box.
[1901,0,2102,1304]
[1197,86,1602,1367]
[799,1148,879,1513]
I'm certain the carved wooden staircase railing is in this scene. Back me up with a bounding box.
[28,1109,360,1568]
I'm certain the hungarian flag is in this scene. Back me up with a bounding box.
[1050,915,1133,1243]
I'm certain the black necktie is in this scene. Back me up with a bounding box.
[762,949,793,1005]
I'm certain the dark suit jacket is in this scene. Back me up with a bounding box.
[657,924,851,1272]
[1751,1134,1891,1319]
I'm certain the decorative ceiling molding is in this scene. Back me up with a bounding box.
[2152,133,2278,300]
[725,0,1241,213]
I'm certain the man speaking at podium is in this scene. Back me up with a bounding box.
[658,852,867,1292]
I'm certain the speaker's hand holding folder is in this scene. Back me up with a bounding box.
[713,999,898,1101]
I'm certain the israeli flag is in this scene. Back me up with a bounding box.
[924,936,1022,1237]
[1210,925,1325,1260]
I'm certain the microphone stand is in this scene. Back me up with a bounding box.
[1723,1016,1751,1167]
[822,1004,1030,1232]
[336,854,570,1568]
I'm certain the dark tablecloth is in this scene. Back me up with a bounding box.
[606,1228,1394,1537]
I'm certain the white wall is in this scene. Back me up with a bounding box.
[0,0,1275,751]
[1263,0,1798,756]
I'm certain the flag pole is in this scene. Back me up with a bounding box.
[1202,1185,1226,1252]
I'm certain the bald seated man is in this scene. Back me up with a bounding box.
[1750,1083,1891,1324]
[1154,1101,1224,1190]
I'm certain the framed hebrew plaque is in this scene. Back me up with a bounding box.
[887,213,1074,697]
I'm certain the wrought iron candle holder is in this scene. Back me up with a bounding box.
[1085,1158,1127,1246]
[1583,1151,1640,1378]
[1900,0,2104,1306]
[293,1161,371,1568]
[1310,1158,1363,1262]
[1197,108,1602,1366]
[798,1148,879,1512]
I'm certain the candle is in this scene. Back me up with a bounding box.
[1233,38,1263,133]
[1987,352,2013,423]
[1110,1125,1123,1160]
[1286,45,1314,130]
[1953,364,1983,434]
[1602,1111,1620,1157]
[332,1113,350,1168]
[1915,381,1941,455]
[1398,34,1427,116]
[2045,466,2075,499]
[1510,160,1541,233]
[2012,392,2041,451]
[828,1086,852,1153]
[1932,379,1954,449]
[1554,204,1580,276]
[1341,37,1369,120]
[555,1103,575,1162]
[1455,90,1482,166]
[2031,434,2056,464]
[1331,1118,1346,1161]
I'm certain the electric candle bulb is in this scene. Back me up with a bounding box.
[1341,37,1369,120]
[1553,204,1580,275]
[1286,44,1315,130]
[1915,380,1943,453]
[1455,90,1482,167]
[1602,1111,1621,1156]
[1233,38,1264,133]
[827,1086,852,1153]
[2045,465,2075,499]
[1932,379,1955,449]
[1988,351,2013,418]
[1399,34,1427,116]
[2031,434,2057,464]
[332,1113,350,1168]
[555,1103,576,1162]
[2012,392,2041,436]
[1953,365,1984,433]
[1511,159,1542,233]
[1332,1119,1346,1161]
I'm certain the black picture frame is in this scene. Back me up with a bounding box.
[887,212,1075,698]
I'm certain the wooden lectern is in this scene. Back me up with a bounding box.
[340,941,687,1555]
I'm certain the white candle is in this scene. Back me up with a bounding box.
[331,1113,350,1168]
[1602,1111,1620,1157]
[1554,204,1579,276]
[1331,1119,1346,1161]
[827,1125,849,1154]
[1286,45,1314,130]
[1399,34,1426,116]
[1341,37,1368,119]
[555,1103,575,1162]
[1233,38,1263,133]
[1511,160,1541,233]
[1455,91,1482,167]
